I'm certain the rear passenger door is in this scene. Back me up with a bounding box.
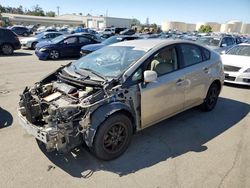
[179,44,211,108]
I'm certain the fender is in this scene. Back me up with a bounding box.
[83,102,135,147]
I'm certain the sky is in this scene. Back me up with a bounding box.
[0,0,250,24]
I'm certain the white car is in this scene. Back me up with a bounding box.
[221,43,250,86]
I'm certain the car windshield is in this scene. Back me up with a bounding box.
[197,37,220,46]
[51,35,65,43]
[226,45,250,57]
[102,36,123,45]
[73,46,147,78]
[35,33,44,39]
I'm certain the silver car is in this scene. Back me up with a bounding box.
[18,40,224,160]
[20,32,62,49]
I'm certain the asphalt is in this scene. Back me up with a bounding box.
[0,49,249,188]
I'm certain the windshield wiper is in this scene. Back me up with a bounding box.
[79,67,107,81]
[71,64,90,79]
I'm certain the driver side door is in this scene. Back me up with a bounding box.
[139,46,186,128]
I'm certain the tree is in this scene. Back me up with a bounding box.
[46,11,55,17]
[27,5,45,16]
[198,25,212,33]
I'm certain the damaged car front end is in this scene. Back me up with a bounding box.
[18,45,146,159]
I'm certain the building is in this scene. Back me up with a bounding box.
[241,23,250,34]
[161,21,187,32]
[161,20,250,34]
[1,13,133,29]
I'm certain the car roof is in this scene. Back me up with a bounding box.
[110,39,193,51]
[43,32,61,35]
[239,43,250,46]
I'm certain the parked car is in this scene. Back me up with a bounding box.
[35,28,58,35]
[221,43,250,86]
[20,32,62,49]
[80,35,140,56]
[35,34,99,60]
[18,39,224,160]
[11,26,32,37]
[0,27,21,55]
[120,29,136,35]
[196,36,236,53]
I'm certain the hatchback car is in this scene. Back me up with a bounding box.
[20,32,62,49]
[196,36,236,53]
[35,34,99,60]
[221,43,250,86]
[0,28,21,55]
[18,40,224,160]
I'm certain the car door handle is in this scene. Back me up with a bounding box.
[203,67,209,73]
[176,78,185,86]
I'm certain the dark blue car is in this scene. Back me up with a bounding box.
[80,35,140,56]
[35,34,99,60]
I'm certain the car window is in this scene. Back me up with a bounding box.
[148,47,178,76]
[64,37,78,44]
[226,37,235,45]
[79,37,92,43]
[180,44,202,67]
[201,47,210,61]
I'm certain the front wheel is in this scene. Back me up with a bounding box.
[200,83,220,111]
[49,50,60,60]
[92,113,133,161]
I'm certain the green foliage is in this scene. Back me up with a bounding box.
[0,4,55,17]
[198,25,212,33]
[46,11,56,17]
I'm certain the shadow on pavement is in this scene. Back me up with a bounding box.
[224,82,250,89]
[0,52,32,57]
[38,97,250,178]
[0,107,13,128]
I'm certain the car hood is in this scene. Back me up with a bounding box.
[81,43,106,51]
[20,37,37,43]
[221,54,250,69]
[36,41,53,48]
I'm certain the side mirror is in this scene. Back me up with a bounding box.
[221,43,227,47]
[220,50,226,55]
[144,70,157,83]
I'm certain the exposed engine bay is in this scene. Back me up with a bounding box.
[18,64,139,153]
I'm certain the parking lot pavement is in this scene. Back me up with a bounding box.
[0,49,249,188]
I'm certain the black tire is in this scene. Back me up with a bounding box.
[31,42,38,50]
[1,44,14,55]
[49,50,60,60]
[92,113,133,161]
[200,83,220,111]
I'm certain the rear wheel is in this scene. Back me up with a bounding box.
[92,113,133,161]
[1,44,13,55]
[49,50,60,60]
[200,83,220,111]
[31,42,38,50]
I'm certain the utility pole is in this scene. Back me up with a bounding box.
[56,6,60,16]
